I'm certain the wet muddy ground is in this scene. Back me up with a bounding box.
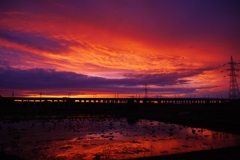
[1,104,240,159]
[1,116,240,160]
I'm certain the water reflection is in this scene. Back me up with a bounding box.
[1,116,240,159]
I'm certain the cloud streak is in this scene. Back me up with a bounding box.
[0,67,218,96]
[0,29,78,54]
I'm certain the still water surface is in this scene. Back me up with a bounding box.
[1,115,240,159]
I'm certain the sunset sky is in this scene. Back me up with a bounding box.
[1,0,240,98]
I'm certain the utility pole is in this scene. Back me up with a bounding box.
[144,83,149,98]
[222,56,240,99]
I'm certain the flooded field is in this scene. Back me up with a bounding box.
[1,115,240,160]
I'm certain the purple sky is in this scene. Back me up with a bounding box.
[0,0,240,97]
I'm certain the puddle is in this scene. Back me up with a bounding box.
[1,116,240,159]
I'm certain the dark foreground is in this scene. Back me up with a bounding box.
[1,103,240,159]
[0,146,240,160]
[134,145,240,160]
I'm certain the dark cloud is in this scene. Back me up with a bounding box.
[123,66,216,86]
[0,67,217,96]
[196,86,220,90]
[0,30,78,53]
[0,60,10,70]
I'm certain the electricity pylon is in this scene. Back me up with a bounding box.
[222,56,240,99]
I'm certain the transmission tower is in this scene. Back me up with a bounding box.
[144,83,149,98]
[222,56,240,99]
